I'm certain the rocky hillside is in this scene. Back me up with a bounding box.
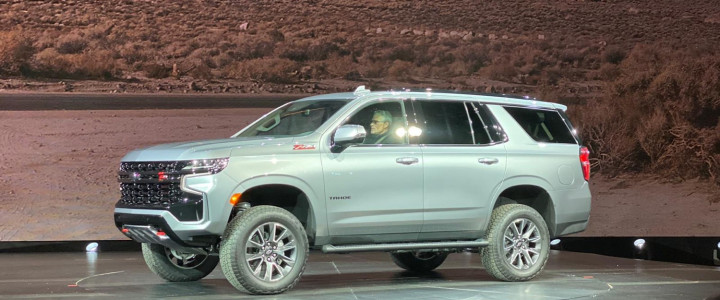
[0,0,718,94]
[0,0,719,184]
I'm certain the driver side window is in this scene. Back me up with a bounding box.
[344,102,408,145]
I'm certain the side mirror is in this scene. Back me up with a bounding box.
[332,124,366,153]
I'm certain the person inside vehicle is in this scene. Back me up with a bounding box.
[364,110,398,144]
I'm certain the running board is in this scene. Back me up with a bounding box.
[321,239,488,253]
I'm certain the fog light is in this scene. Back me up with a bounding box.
[550,239,561,246]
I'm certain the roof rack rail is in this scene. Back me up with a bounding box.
[353,85,370,96]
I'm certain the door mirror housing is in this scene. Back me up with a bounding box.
[332,124,366,153]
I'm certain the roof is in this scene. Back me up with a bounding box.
[294,86,567,111]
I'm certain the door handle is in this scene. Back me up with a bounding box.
[478,158,499,165]
[396,157,419,165]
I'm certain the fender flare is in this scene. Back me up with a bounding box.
[226,174,327,241]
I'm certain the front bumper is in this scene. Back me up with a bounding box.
[113,159,240,247]
[114,210,218,248]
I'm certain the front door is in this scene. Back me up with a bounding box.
[322,101,423,241]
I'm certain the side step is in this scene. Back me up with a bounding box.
[321,239,488,253]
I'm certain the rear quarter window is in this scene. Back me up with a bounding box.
[504,106,577,144]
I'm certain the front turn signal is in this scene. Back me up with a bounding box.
[230,193,242,205]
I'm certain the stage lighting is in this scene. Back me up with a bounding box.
[550,239,561,246]
[634,239,646,250]
[86,242,99,252]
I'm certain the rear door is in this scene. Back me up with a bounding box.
[411,100,508,239]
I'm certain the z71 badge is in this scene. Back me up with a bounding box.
[293,144,316,150]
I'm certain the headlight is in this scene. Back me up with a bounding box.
[182,158,229,174]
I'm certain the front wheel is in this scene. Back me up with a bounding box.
[220,205,309,295]
[141,243,218,282]
[391,251,448,273]
[481,204,550,282]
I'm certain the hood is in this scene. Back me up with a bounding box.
[121,136,292,162]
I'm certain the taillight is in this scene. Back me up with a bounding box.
[580,146,590,181]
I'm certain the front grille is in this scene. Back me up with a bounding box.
[116,161,203,221]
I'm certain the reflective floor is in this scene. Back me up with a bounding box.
[1,250,719,299]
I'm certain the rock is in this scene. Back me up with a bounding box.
[501,34,509,39]
[239,22,249,31]
[413,29,424,35]
[538,34,546,40]
[63,82,73,92]
[463,33,474,40]
[438,31,450,38]
[188,81,200,91]
[488,34,497,40]
[400,29,411,35]
[424,30,434,36]
[376,27,383,34]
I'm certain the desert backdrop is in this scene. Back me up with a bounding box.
[0,0,719,240]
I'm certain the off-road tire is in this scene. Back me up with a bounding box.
[481,204,550,281]
[391,251,449,273]
[141,243,218,282]
[220,205,309,295]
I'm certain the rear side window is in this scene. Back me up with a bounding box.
[417,101,473,144]
[504,106,577,144]
[413,101,500,145]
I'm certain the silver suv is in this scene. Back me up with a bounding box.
[114,87,591,294]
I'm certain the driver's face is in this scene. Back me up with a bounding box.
[370,115,389,135]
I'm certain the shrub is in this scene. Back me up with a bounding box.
[233,35,276,60]
[387,60,414,81]
[602,46,626,64]
[56,33,88,54]
[143,63,170,79]
[32,48,116,79]
[118,42,147,64]
[224,58,298,83]
[0,30,35,75]
[386,45,415,62]
[483,59,517,82]
[581,44,720,184]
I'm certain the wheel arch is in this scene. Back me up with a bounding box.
[230,175,326,244]
[492,177,557,237]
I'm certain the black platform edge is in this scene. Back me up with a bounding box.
[0,240,140,253]
[2,237,719,266]
[553,237,720,266]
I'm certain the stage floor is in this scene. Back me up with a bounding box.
[1,250,719,299]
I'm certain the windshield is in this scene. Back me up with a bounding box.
[235,99,351,137]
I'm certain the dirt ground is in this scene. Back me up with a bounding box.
[0,108,717,241]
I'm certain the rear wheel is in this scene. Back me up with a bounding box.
[141,243,218,282]
[220,205,309,295]
[481,204,550,281]
[391,251,448,273]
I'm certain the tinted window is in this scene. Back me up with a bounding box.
[475,104,508,142]
[417,101,474,145]
[465,102,494,144]
[504,106,577,144]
